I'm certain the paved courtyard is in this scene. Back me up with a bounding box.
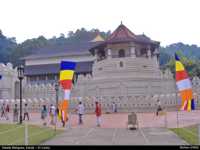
[42,127,188,145]
[1,110,200,145]
[1,110,200,128]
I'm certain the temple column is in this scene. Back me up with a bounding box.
[147,46,151,59]
[94,49,98,63]
[153,48,159,68]
[130,46,136,58]
[107,49,112,59]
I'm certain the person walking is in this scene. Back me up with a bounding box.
[1,103,6,119]
[156,99,162,116]
[75,101,85,125]
[41,105,48,126]
[112,102,117,113]
[13,104,19,122]
[49,104,56,125]
[5,104,10,120]
[95,101,102,127]
[23,103,29,121]
[114,102,117,113]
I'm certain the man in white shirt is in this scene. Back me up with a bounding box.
[23,103,29,121]
[112,102,117,113]
[76,101,84,125]
[49,104,56,125]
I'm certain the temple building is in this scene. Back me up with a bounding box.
[71,23,175,97]
[22,23,178,112]
[23,23,160,86]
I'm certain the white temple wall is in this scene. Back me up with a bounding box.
[1,62,200,113]
[0,63,18,99]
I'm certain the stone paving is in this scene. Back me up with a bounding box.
[1,110,200,145]
[42,127,188,145]
[1,110,200,128]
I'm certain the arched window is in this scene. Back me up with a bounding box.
[118,49,125,58]
[141,48,147,57]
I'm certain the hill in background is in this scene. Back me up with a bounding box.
[0,28,200,69]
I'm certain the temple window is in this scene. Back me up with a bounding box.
[119,61,124,67]
[97,50,106,61]
[118,49,125,58]
[135,49,140,57]
[30,76,37,82]
[141,48,147,57]
[38,75,46,81]
[47,74,55,81]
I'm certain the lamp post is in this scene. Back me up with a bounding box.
[17,65,24,124]
[54,81,59,132]
[55,82,59,111]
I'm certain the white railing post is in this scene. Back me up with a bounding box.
[25,121,28,145]
[198,124,200,145]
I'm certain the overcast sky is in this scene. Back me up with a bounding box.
[0,0,199,46]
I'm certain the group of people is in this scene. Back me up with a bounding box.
[0,103,30,122]
[40,100,118,127]
[0,103,10,120]
[0,99,163,128]
[40,101,103,127]
[75,101,102,127]
[0,100,118,127]
[41,104,57,126]
[0,98,164,129]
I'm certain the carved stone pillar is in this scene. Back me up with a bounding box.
[147,46,151,59]
[153,48,159,67]
[130,46,136,58]
[107,49,112,59]
[94,49,98,63]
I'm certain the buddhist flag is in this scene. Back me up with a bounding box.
[175,53,195,111]
[59,61,76,123]
[60,61,76,90]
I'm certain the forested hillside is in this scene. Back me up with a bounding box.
[0,28,200,77]
[0,28,110,66]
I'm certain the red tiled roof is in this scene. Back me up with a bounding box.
[105,23,159,45]
[106,24,136,42]
[89,24,160,54]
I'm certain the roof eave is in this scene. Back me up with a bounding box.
[23,52,91,60]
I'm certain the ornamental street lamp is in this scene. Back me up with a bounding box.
[55,82,59,114]
[54,81,59,132]
[17,65,24,124]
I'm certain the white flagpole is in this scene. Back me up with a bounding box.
[64,90,71,130]
[175,89,179,129]
[68,98,71,129]
[174,55,179,130]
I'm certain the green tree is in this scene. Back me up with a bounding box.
[164,51,198,78]
[9,36,48,66]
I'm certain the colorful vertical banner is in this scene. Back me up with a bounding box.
[59,61,76,123]
[175,53,195,111]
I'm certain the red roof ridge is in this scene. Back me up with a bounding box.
[106,23,136,41]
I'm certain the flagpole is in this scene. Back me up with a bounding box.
[174,54,179,130]
[68,98,71,129]
[175,84,179,129]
